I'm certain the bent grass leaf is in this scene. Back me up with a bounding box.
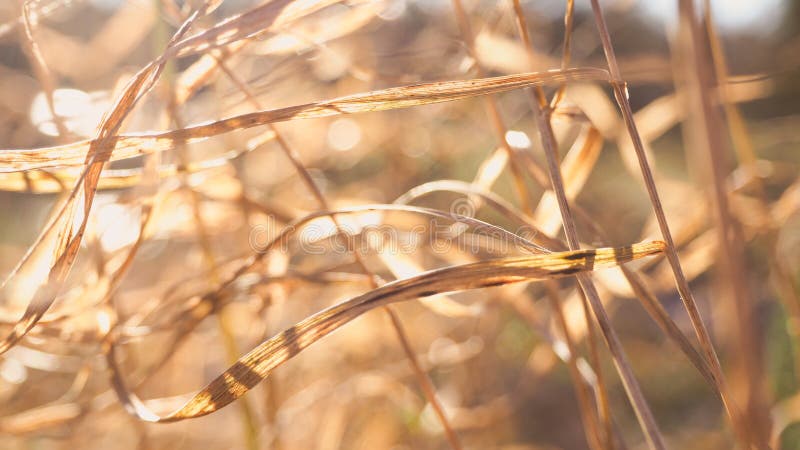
[106,241,664,422]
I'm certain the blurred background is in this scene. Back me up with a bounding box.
[0,0,799,449]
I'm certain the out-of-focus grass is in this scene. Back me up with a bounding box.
[0,1,798,449]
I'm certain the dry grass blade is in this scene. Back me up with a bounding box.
[0,6,207,355]
[2,1,795,447]
[396,179,717,388]
[0,67,608,173]
[105,241,665,422]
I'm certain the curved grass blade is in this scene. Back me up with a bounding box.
[106,241,664,422]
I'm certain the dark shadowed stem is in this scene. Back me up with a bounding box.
[703,0,800,385]
[588,0,754,447]
[538,107,665,450]
[676,0,770,445]
[510,2,665,448]
[509,1,613,447]
[575,286,616,450]
[544,281,604,450]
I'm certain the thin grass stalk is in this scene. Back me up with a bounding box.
[509,2,664,448]
[212,55,463,450]
[543,281,603,450]
[549,0,574,108]
[449,0,548,210]
[586,1,752,447]
[508,1,613,446]
[701,0,764,198]
[535,109,664,449]
[162,22,260,446]
[575,287,616,450]
[448,4,605,445]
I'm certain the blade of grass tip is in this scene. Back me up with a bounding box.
[213,58,462,450]
[569,206,717,388]
[676,0,770,445]
[105,241,665,422]
[398,174,714,444]
[587,0,753,447]
[510,2,663,448]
